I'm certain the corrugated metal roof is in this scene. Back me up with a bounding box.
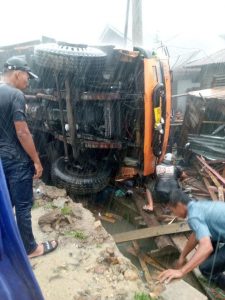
[186,48,225,68]
[188,87,225,100]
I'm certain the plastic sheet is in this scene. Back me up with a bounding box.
[0,160,44,300]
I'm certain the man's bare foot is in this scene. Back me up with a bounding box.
[28,240,58,258]
[142,204,154,213]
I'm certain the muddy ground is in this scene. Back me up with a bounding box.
[30,181,152,300]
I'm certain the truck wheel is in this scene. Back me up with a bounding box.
[51,157,111,195]
[34,43,106,73]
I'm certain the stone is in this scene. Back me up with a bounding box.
[93,295,101,300]
[41,224,53,233]
[115,290,128,300]
[70,205,83,219]
[40,185,67,199]
[106,247,115,256]
[96,256,105,264]
[118,264,128,274]
[52,197,68,208]
[117,257,124,265]
[94,220,102,229]
[124,269,138,281]
[94,265,107,274]
[38,209,61,226]
[117,274,124,281]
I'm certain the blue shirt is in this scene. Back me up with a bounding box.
[188,200,225,242]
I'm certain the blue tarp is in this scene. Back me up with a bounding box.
[0,160,44,300]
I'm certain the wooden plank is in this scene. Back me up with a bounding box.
[133,191,176,250]
[204,169,224,201]
[126,246,165,271]
[132,241,152,285]
[149,245,180,258]
[113,222,190,243]
[98,215,116,223]
[223,167,225,178]
[197,156,225,185]
[218,186,224,202]
[202,177,218,201]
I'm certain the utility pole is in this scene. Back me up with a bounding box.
[132,0,143,47]
[124,0,130,47]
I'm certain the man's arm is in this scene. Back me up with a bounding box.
[176,232,198,268]
[14,121,43,179]
[176,166,188,180]
[180,236,213,275]
[158,236,213,283]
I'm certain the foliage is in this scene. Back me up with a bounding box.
[134,292,158,300]
[65,230,87,240]
[61,206,72,215]
[32,201,40,209]
[134,292,151,300]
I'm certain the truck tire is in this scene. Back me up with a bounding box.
[34,43,106,73]
[51,157,111,195]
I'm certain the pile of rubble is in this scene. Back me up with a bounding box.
[31,181,149,300]
[181,156,225,201]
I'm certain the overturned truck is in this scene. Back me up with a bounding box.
[25,43,171,195]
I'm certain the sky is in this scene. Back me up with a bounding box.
[1,0,225,54]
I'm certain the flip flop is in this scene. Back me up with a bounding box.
[29,240,58,259]
[142,205,154,213]
[42,240,58,255]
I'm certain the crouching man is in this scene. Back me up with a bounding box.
[158,189,225,291]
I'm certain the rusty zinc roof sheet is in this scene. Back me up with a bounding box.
[188,87,225,100]
[186,48,225,68]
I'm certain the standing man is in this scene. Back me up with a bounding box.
[0,56,58,258]
[143,153,185,212]
[159,189,225,291]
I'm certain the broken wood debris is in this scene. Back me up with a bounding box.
[181,156,225,201]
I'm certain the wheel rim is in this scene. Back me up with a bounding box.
[64,160,97,177]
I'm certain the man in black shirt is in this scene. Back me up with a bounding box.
[0,56,58,258]
[143,153,185,212]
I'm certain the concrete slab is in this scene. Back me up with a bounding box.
[160,279,207,300]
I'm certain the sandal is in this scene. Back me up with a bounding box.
[42,240,58,255]
[29,240,58,259]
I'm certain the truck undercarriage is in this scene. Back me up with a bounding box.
[25,43,171,195]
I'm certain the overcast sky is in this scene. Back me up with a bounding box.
[1,0,225,49]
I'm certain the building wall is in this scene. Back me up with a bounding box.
[200,64,225,88]
[176,79,200,113]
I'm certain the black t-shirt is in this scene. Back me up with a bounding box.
[155,161,182,193]
[0,83,30,162]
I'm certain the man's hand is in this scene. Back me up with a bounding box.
[158,269,184,284]
[33,161,43,179]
